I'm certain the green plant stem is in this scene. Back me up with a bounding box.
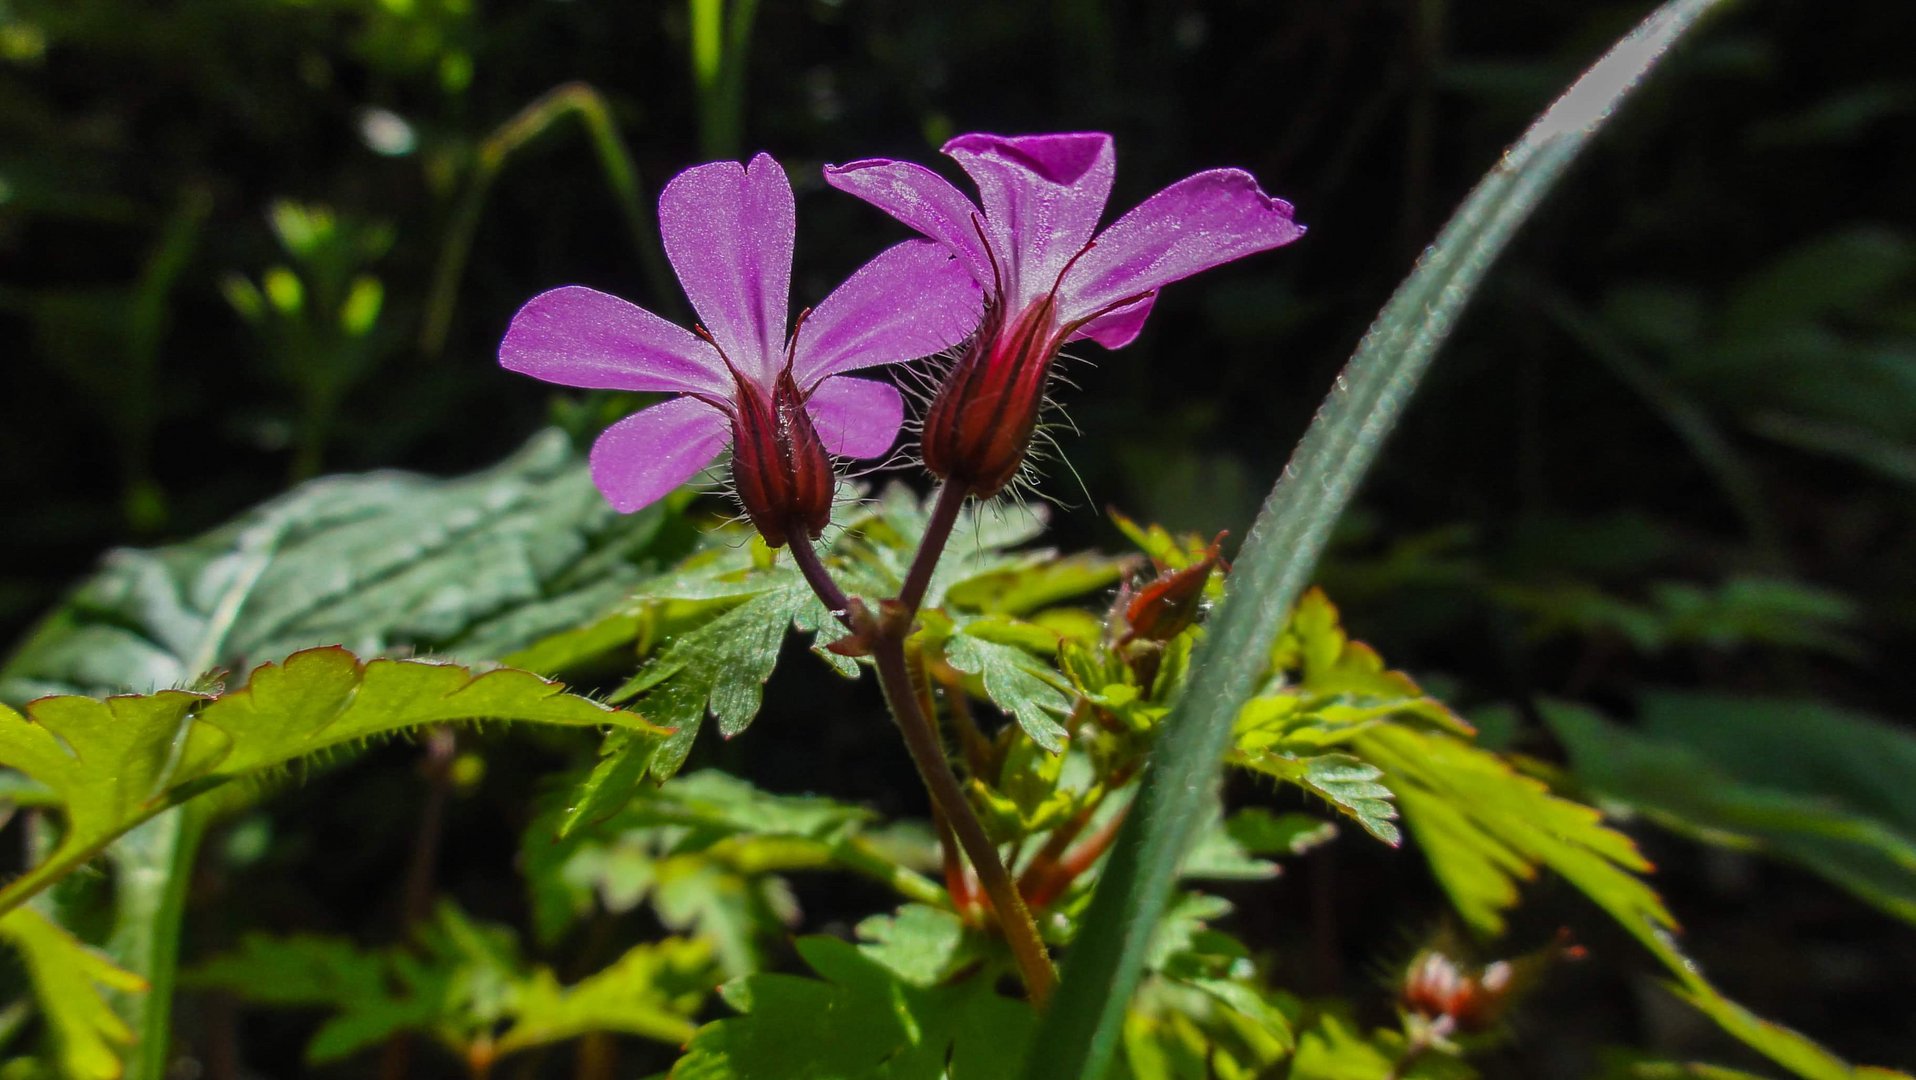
[871,638,1056,1006]
[421,82,673,358]
[110,803,211,1080]
[784,498,1056,1000]
[898,483,967,613]
[829,837,949,908]
[688,0,762,159]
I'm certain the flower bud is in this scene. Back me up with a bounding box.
[728,367,835,549]
[1400,933,1582,1037]
[1118,533,1228,647]
[1401,951,1513,1035]
[922,297,1063,498]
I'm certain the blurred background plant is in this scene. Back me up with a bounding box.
[1,0,1913,1075]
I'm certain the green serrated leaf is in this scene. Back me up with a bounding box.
[1,431,679,703]
[564,580,818,830]
[0,647,659,917]
[0,908,146,1080]
[527,771,939,969]
[0,430,687,1080]
[673,936,1033,1080]
[1356,724,1648,935]
[943,631,1071,753]
[1235,752,1400,846]
[1356,720,1907,1080]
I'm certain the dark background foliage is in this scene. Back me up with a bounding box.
[3,0,1913,1074]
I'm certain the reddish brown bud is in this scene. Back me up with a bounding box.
[1119,533,1229,646]
[727,367,834,549]
[922,297,1064,498]
[1402,951,1512,1034]
[1401,933,1581,1036]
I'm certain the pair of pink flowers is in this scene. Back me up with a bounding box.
[500,133,1305,547]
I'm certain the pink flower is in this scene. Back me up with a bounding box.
[501,153,981,544]
[825,133,1304,497]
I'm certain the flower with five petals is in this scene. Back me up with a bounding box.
[825,133,1304,497]
[501,153,980,545]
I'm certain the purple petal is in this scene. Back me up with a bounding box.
[1061,169,1305,319]
[589,396,730,513]
[1067,292,1158,350]
[500,286,726,394]
[822,158,994,288]
[658,153,794,381]
[943,132,1114,309]
[793,241,982,386]
[805,376,904,460]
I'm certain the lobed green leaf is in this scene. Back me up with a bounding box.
[0,647,659,918]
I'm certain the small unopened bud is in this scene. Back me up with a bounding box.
[1402,951,1512,1035]
[922,297,1063,498]
[1401,933,1582,1036]
[1118,533,1228,646]
[728,367,834,549]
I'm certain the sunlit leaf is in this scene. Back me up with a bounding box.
[0,430,684,703]
[942,630,1072,753]
[0,907,146,1080]
[0,647,659,917]
[672,936,1033,1080]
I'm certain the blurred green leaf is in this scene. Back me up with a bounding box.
[1721,228,1914,344]
[187,903,713,1065]
[1548,696,1916,924]
[1289,1009,1475,1079]
[525,770,939,975]
[853,904,975,988]
[0,907,144,1080]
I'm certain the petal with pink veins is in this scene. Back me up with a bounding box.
[943,132,1114,309]
[1061,169,1304,319]
[805,376,905,460]
[499,286,727,395]
[793,240,982,386]
[589,396,730,513]
[823,158,995,288]
[658,154,794,381]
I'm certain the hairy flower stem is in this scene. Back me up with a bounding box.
[873,638,1057,1006]
[786,486,1056,1004]
[898,482,969,613]
[786,538,853,624]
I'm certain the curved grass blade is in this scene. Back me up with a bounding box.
[1017,3,1732,1077]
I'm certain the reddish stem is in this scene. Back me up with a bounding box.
[1026,804,1131,911]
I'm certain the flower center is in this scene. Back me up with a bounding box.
[692,327,835,549]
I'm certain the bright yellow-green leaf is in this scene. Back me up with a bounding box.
[0,647,661,917]
[0,907,146,1080]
